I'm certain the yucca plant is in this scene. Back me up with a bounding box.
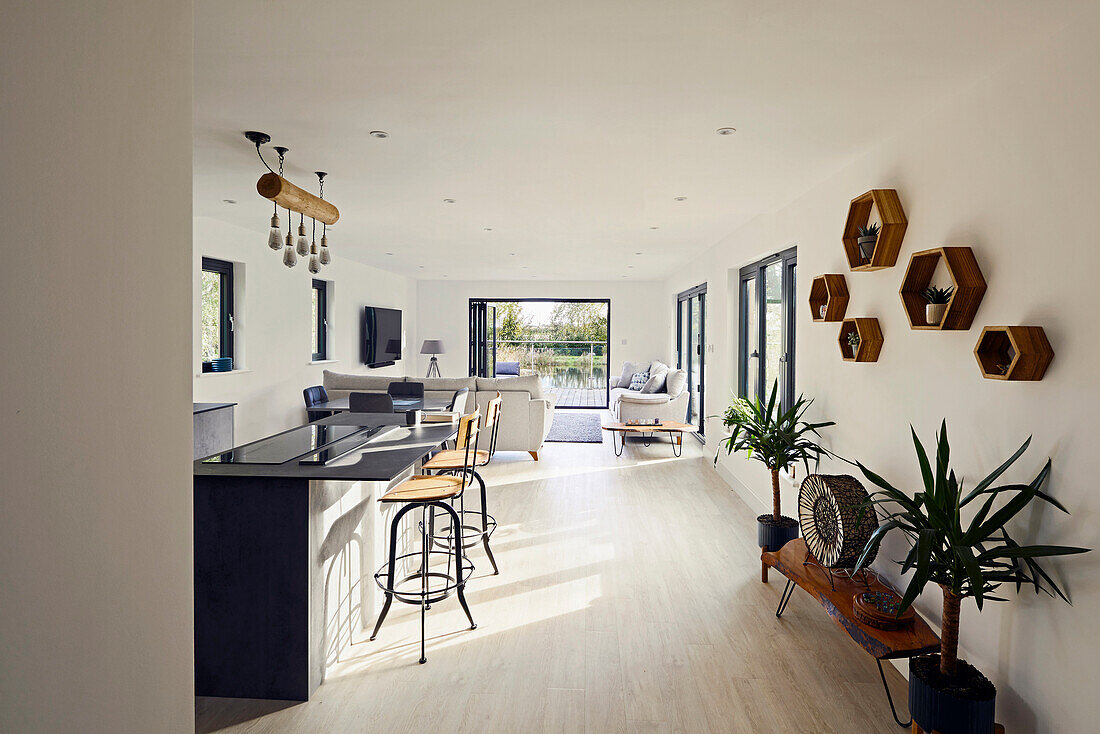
[920,285,955,304]
[716,380,834,522]
[853,421,1089,680]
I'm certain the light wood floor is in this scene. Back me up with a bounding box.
[196,428,908,733]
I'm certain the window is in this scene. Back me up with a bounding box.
[312,279,328,361]
[200,257,234,372]
[738,247,796,409]
[676,284,706,436]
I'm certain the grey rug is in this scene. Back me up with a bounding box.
[545,411,604,443]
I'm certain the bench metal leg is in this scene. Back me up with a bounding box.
[876,658,912,728]
[775,579,795,618]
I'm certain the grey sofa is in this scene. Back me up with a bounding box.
[608,360,689,423]
[322,371,554,459]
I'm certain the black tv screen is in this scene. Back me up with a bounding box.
[362,306,402,367]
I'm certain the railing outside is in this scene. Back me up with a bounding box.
[494,339,608,393]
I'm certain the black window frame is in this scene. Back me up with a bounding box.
[200,257,234,373]
[737,247,797,410]
[312,278,328,362]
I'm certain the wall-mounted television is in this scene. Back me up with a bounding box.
[361,306,402,367]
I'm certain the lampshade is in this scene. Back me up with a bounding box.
[420,339,445,355]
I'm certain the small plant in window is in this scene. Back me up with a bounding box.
[846,329,861,358]
[921,284,955,326]
[856,222,880,262]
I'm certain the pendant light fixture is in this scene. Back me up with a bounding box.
[282,207,297,268]
[267,147,288,250]
[316,172,331,266]
[245,131,339,272]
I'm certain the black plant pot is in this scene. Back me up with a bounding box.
[909,654,996,734]
[757,514,799,551]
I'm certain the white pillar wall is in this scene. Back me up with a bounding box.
[0,2,195,732]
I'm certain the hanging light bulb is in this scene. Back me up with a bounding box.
[267,209,282,250]
[308,241,321,274]
[296,213,309,257]
[283,210,297,267]
[316,172,331,266]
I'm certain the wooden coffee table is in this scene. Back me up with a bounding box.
[601,420,697,457]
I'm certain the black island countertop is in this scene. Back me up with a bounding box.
[193,412,457,482]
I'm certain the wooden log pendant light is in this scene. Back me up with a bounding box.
[245,131,338,270]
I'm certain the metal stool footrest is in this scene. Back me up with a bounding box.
[427,509,498,550]
[373,549,474,605]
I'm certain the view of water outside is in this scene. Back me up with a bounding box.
[490,301,609,406]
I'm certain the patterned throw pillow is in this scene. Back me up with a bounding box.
[629,371,650,391]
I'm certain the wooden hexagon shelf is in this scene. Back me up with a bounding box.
[974,326,1054,381]
[809,274,850,322]
[842,189,908,271]
[838,318,883,362]
[899,247,987,330]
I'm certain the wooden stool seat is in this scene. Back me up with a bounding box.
[423,448,490,470]
[379,475,464,503]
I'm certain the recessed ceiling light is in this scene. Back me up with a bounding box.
[222,199,237,204]
[509,252,516,256]
[370,130,389,138]
[627,265,634,269]
[674,196,687,202]
[649,226,659,230]
[716,127,736,135]
[418,265,425,269]
[521,265,529,269]
[385,252,393,256]
[634,251,643,255]
[442,198,456,204]
[484,227,493,231]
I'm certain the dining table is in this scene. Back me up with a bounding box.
[310,394,453,414]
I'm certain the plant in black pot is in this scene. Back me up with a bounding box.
[853,422,1089,734]
[857,222,880,263]
[715,380,833,579]
[846,329,861,359]
[921,284,955,327]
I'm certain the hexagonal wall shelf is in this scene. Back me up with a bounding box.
[899,247,987,330]
[838,318,883,362]
[842,189,908,271]
[974,326,1054,381]
[809,274,849,322]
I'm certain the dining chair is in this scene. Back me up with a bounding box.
[349,392,395,413]
[388,381,425,400]
[303,385,331,422]
[448,387,470,414]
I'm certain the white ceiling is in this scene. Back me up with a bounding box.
[194,1,1065,281]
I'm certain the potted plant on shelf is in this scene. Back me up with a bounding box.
[853,421,1089,734]
[921,285,955,326]
[715,380,833,568]
[857,222,880,263]
[846,329,861,358]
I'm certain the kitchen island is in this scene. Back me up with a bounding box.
[194,413,457,701]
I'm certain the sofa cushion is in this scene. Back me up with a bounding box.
[648,360,668,376]
[640,369,667,394]
[618,361,644,388]
[417,376,478,393]
[323,370,403,392]
[628,371,650,390]
[665,369,688,397]
[495,361,520,376]
[475,375,545,400]
[617,391,674,404]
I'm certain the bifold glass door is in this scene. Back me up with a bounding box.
[676,284,706,436]
[468,299,610,409]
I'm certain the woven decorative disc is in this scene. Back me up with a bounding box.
[798,474,879,568]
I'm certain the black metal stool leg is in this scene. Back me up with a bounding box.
[371,505,412,641]
[419,507,429,664]
[775,579,796,618]
[435,501,476,630]
[475,470,499,574]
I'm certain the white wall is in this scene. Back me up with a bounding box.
[663,11,1100,733]
[193,217,417,443]
[414,280,671,379]
[0,2,194,732]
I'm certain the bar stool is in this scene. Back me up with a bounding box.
[369,410,481,664]
[422,392,503,574]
